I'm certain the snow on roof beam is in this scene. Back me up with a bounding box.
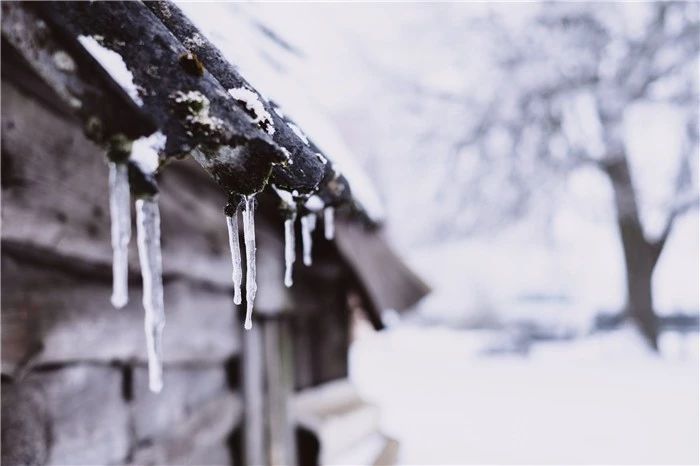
[33,1,288,196]
[145,1,355,206]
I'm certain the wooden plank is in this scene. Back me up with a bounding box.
[1,380,49,466]
[292,379,383,464]
[131,393,242,466]
[335,216,431,327]
[0,80,236,288]
[130,366,229,440]
[25,366,130,465]
[1,255,239,374]
[242,317,298,466]
[1,2,155,144]
[263,318,297,466]
[242,322,265,466]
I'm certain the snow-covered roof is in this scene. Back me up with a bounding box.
[178,2,385,222]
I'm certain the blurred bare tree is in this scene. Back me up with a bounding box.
[444,2,699,348]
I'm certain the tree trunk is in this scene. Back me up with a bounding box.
[603,154,660,350]
[620,231,659,350]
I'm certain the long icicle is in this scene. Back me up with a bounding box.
[109,162,131,308]
[136,196,165,393]
[284,211,297,288]
[323,206,335,240]
[301,213,316,266]
[226,201,243,305]
[242,195,257,330]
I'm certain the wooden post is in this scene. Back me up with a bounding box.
[242,315,297,466]
[242,322,265,466]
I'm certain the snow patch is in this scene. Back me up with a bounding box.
[228,87,275,135]
[280,146,292,162]
[78,35,143,106]
[131,132,166,174]
[287,122,309,145]
[173,90,224,133]
[273,185,296,206]
[184,32,206,49]
[351,325,699,464]
[304,195,324,212]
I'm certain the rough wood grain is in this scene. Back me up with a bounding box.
[130,366,229,441]
[31,1,292,196]
[145,0,329,195]
[1,381,49,466]
[145,1,362,211]
[24,366,130,465]
[131,393,242,466]
[1,256,240,374]
[0,2,154,144]
[1,80,233,288]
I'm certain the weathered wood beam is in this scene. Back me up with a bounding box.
[0,2,154,143]
[146,1,355,206]
[1,381,49,466]
[335,215,431,328]
[4,1,361,208]
[26,1,291,195]
[146,1,326,195]
[1,2,158,195]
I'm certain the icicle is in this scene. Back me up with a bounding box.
[284,212,297,288]
[226,203,243,305]
[301,213,316,266]
[323,206,335,240]
[136,197,165,393]
[109,162,131,308]
[241,195,257,330]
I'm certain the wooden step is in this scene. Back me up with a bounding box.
[293,379,398,464]
[328,433,399,466]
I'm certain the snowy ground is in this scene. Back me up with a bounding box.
[350,325,699,465]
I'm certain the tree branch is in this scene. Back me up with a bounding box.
[651,196,700,261]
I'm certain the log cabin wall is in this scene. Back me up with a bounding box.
[1,78,242,465]
[1,77,354,465]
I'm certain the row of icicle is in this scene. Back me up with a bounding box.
[108,160,164,392]
[226,195,257,330]
[107,159,336,393]
[225,196,335,308]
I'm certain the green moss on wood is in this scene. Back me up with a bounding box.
[106,134,132,163]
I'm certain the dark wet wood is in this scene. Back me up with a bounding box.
[145,1,329,195]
